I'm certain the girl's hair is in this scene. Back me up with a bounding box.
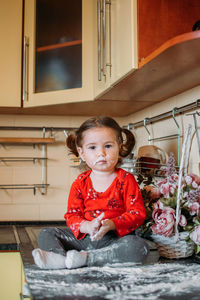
[66,116,135,158]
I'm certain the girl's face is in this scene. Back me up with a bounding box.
[78,127,120,173]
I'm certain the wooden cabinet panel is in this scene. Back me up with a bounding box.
[111,0,138,84]
[0,252,23,299]
[94,0,138,96]
[0,0,22,107]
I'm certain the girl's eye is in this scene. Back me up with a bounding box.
[88,146,96,150]
[105,144,112,149]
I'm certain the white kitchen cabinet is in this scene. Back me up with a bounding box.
[110,0,138,84]
[0,1,137,109]
[23,0,138,108]
[0,0,22,107]
[23,0,100,107]
[0,252,31,300]
[94,0,138,96]
[0,252,23,299]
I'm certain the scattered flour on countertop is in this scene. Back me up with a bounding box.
[25,262,200,300]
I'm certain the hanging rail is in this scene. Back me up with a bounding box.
[0,157,47,162]
[127,100,200,129]
[0,126,65,196]
[142,108,181,165]
[0,184,49,195]
[0,126,77,143]
[0,126,77,132]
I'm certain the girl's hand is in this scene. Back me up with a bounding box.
[80,213,104,237]
[91,219,116,241]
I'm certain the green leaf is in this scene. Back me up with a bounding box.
[185,235,191,242]
[195,219,200,225]
[195,245,200,254]
[160,197,176,209]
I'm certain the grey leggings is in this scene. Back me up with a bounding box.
[38,227,151,266]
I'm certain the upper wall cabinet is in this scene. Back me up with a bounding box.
[0,0,138,111]
[110,0,138,84]
[23,0,138,108]
[23,0,96,107]
[97,0,200,113]
[94,0,138,96]
[0,0,22,107]
[138,0,200,64]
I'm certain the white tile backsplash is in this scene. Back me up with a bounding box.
[0,85,199,220]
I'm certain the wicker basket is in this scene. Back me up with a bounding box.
[151,125,195,259]
[151,231,194,259]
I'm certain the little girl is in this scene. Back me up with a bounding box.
[32,116,159,269]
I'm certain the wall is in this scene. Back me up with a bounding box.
[0,86,199,221]
[0,115,88,221]
[120,85,200,176]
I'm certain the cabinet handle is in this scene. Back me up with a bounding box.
[23,36,29,101]
[105,0,112,77]
[97,0,112,81]
[102,0,106,77]
[97,0,102,81]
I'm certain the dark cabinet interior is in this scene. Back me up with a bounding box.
[138,0,200,62]
[35,0,82,93]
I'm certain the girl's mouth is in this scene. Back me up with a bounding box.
[96,160,107,164]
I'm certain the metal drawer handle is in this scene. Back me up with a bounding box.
[23,36,29,102]
[97,0,102,81]
[97,0,112,81]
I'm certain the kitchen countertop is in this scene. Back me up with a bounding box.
[1,222,200,300]
[0,225,19,251]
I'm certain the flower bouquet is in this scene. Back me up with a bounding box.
[141,126,200,258]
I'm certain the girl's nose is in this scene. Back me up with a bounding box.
[98,147,105,156]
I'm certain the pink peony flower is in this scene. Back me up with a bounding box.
[192,181,198,189]
[156,174,179,199]
[178,214,187,227]
[188,202,200,216]
[151,200,187,236]
[170,186,175,194]
[185,175,193,185]
[185,174,200,185]
[152,206,175,236]
[170,174,179,183]
[190,224,200,246]
[157,178,168,187]
[152,200,164,210]
[159,182,171,198]
[141,153,200,244]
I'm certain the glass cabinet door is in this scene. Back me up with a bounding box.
[35,0,82,93]
[24,0,97,107]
